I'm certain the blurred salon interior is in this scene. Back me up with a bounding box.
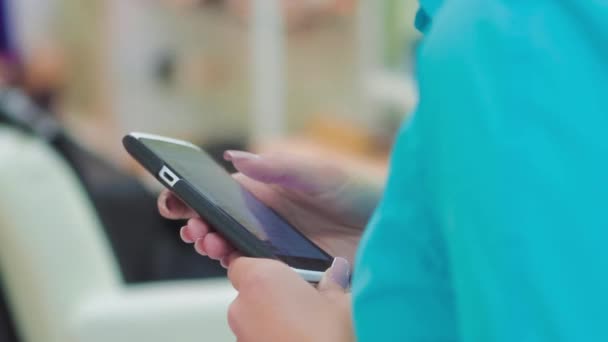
[0,1,418,341]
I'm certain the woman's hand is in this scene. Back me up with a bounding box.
[158,150,382,265]
[227,256,354,342]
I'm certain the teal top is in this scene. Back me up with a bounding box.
[353,1,608,341]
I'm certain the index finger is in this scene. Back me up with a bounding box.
[157,190,198,219]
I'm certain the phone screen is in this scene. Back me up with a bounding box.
[139,138,332,265]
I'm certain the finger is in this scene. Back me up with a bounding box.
[193,238,207,256]
[227,297,244,338]
[179,226,194,244]
[158,190,197,219]
[317,257,351,294]
[227,257,251,291]
[184,218,211,241]
[224,150,344,195]
[227,257,263,291]
[220,251,242,268]
[202,232,235,260]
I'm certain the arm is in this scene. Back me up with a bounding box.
[352,113,459,342]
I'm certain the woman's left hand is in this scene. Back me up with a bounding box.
[227,257,354,342]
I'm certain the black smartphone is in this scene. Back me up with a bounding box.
[123,132,333,282]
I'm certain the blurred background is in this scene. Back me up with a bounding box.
[14,0,420,174]
[0,1,420,341]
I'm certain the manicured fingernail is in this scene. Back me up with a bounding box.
[180,226,194,243]
[329,257,351,290]
[164,195,185,214]
[224,150,260,162]
[194,238,207,256]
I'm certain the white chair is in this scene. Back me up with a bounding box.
[0,126,236,342]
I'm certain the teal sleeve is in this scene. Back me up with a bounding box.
[354,0,608,341]
[352,2,459,341]
[352,113,459,342]
[416,0,608,341]
[352,2,460,342]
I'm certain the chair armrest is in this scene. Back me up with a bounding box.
[69,279,236,342]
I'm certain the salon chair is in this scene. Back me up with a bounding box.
[0,126,236,342]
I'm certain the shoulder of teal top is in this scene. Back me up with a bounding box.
[414,9,431,32]
[354,0,608,341]
[415,0,444,32]
[353,1,458,341]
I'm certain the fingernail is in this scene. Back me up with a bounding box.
[194,238,207,256]
[180,226,194,243]
[329,257,351,290]
[164,195,184,214]
[224,150,260,162]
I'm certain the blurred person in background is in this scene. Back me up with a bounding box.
[0,0,226,285]
[1,0,66,110]
[159,0,608,341]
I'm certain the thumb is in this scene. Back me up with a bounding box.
[318,257,351,294]
[224,150,342,195]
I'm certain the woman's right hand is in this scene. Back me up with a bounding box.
[158,150,382,267]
